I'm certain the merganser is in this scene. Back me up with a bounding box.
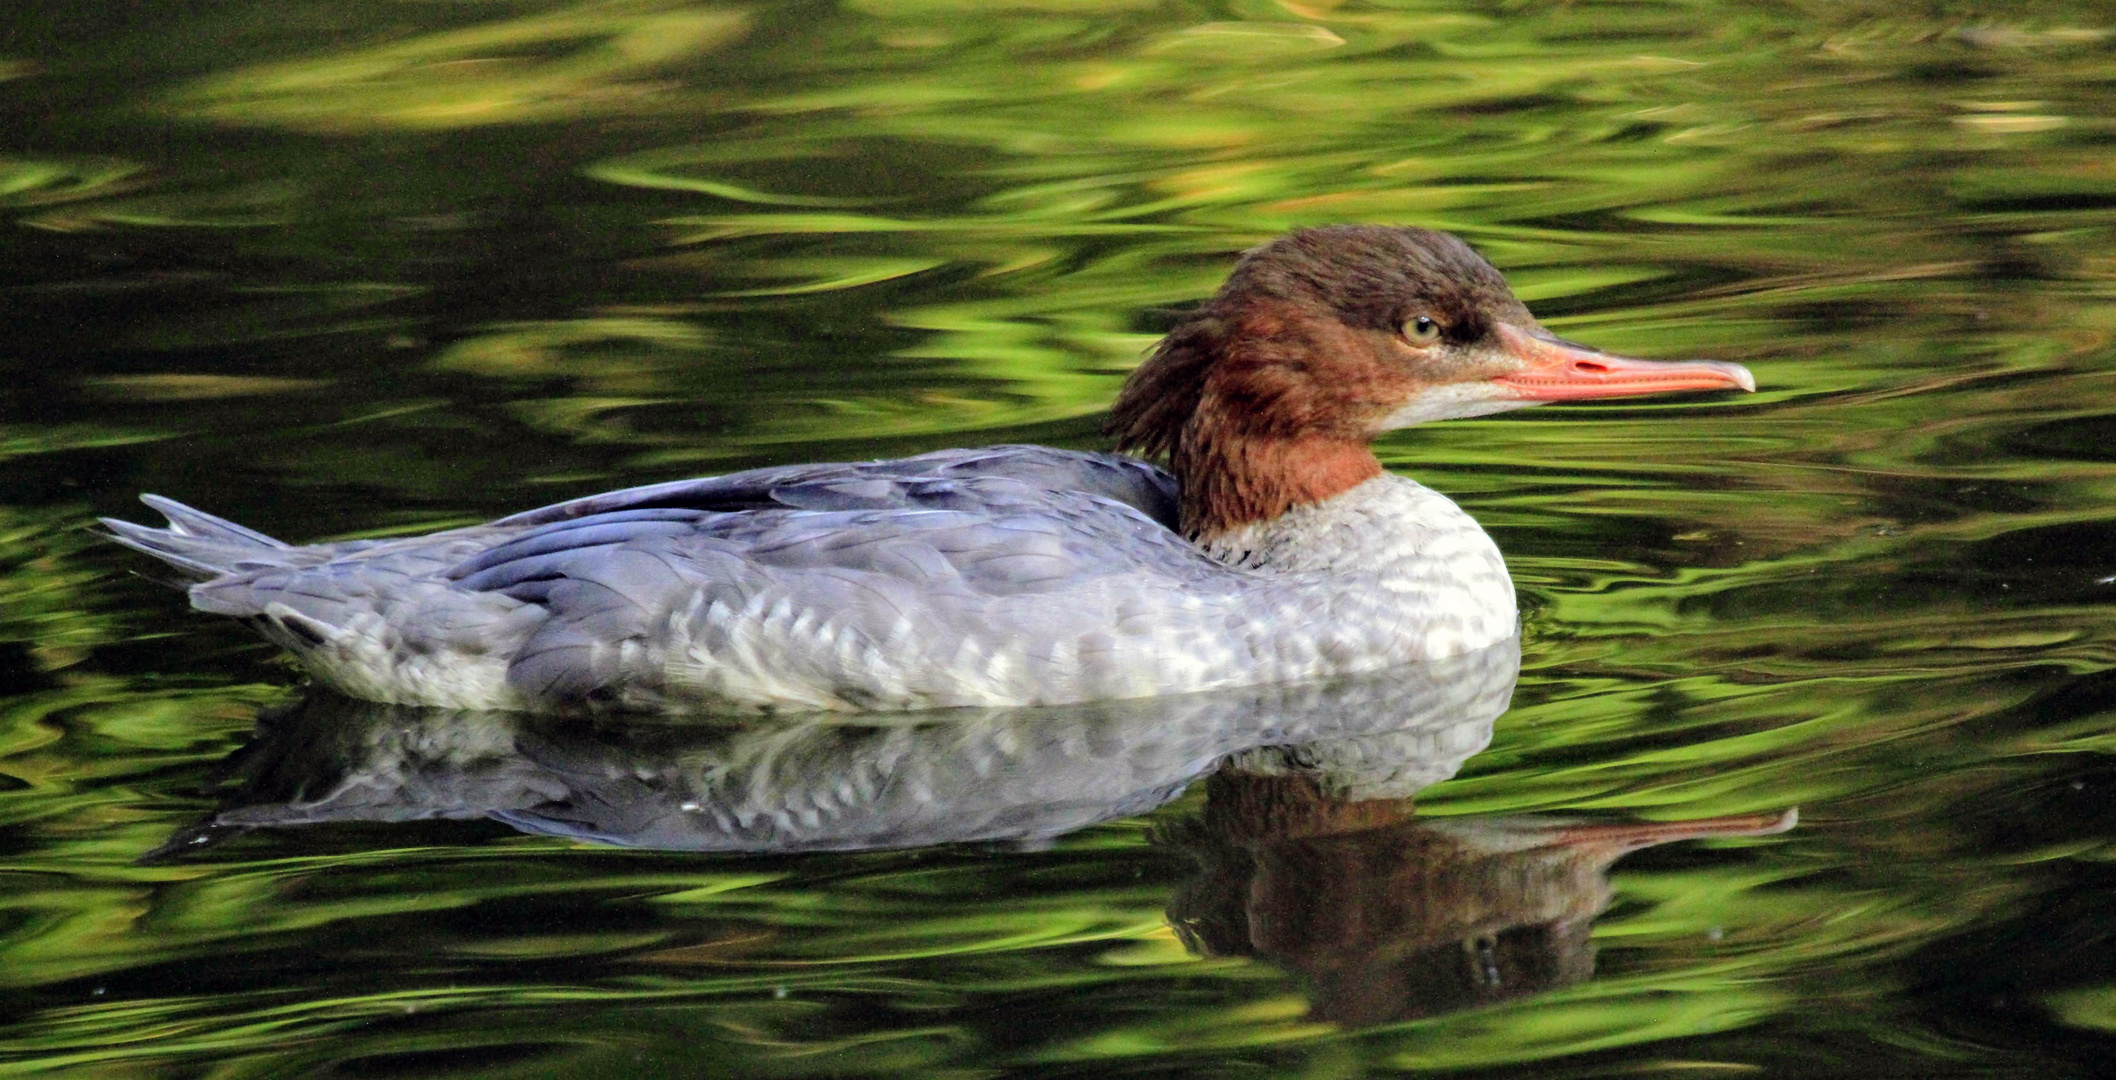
[104,226,1752,713]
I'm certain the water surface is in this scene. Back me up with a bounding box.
[5,1,2116,1075]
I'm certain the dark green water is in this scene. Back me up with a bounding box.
[7,0,2116,1075]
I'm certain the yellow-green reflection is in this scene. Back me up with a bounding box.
[22,182,299,233]
[170,2,751,132]
[2051,985,2116,1034]
[81,375,333,402]
[0,157,141,208]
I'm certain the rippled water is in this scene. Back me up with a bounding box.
[6,0,2116,1075]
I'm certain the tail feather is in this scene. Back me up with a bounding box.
[101,496,295,584]
[138,494,290,549]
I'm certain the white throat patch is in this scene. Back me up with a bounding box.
[1375,382,1534,429]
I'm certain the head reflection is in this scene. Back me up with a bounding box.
[1165,771,1793,1024]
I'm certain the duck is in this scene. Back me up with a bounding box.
[103,226,1753,713]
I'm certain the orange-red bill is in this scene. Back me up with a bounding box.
[1490,322,1755,401]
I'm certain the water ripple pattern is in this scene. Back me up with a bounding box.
[3,0,2115,1076]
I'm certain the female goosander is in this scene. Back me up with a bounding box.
[105,226,1752,713]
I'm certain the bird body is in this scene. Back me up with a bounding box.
[111,447,1510,711]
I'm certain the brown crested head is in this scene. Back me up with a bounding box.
[1107,225,1752,540]
[1109,227,1528,460]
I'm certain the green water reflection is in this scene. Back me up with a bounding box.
[5,0,2116,1075]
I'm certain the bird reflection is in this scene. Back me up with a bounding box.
[149,633,1792,1023]
[1164,771,1794,1024]
[149,634,1520,856]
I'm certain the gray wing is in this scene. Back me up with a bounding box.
[106,446,1205,711]
[449,470,1233,710]
[489,445,1180,533]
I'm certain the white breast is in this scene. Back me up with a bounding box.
[1197,474,1519,677]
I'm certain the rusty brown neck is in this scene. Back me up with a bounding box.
[1202,773,1418,842]
[1174,430,1383,541]
[1164,302,1403,540]
[1110,298,1400,540]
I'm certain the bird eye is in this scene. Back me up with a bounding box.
[1403,315,1443,346]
